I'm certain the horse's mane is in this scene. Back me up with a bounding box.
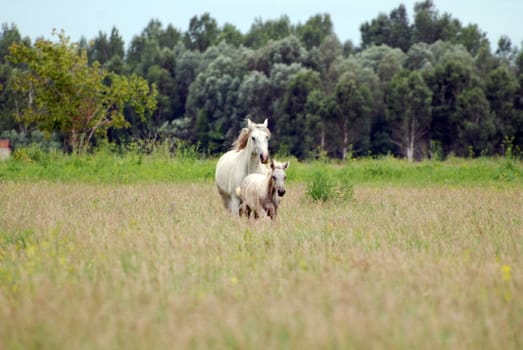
[232,124,271,151]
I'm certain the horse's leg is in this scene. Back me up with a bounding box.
[229,195,241,216]
[221,196,230,211]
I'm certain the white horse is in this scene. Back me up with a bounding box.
[215,118,271,215]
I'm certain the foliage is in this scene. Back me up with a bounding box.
[1,1,523,159]
[0,129,61,151]
[306,168,334,202]
[306,165,354,202]
[7,30,157,153]
[386,70,432,160]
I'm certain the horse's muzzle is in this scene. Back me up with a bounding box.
[278,189,286,197]
[260,153,269,164]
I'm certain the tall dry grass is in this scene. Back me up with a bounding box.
[0,181,522,349]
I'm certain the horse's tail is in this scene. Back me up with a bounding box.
[235,186,242,198]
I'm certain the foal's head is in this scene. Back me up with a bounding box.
[270,160,289,197]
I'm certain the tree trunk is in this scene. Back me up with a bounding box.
[342,119,348,161]
[320,126,325,152]
[407,116,416,162]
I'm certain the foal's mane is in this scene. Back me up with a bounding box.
[232,124,271,151]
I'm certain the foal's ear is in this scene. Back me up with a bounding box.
[262,118,268,128]
[270,159,275,169]
[283,161,289,169]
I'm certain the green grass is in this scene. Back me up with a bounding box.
[3,150,520,186]
[0,150,215,183]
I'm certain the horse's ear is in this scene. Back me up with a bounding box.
[283,161,289,169]
[247,118,254,129]
[263,118,268,128]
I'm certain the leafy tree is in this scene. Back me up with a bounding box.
[218,23,244,47]
[306,34,342,94]
[386,70,432,160]
[87,27,125,65]
[378,48,406,85]
[296,13,333,50]
[1,23,27,64]
[158,24,182,49]
[0,23,29,131]
[456,24,488,56]
[426,56,476,155]
[334,72,372,159]
[184,13,219,52]
[486,66,521,147]
[413,0,460,44]
[255,35,306,75]
[0,63,23,131]
[8,31,157,152]
[455,87,495,155]
[342,39,356,58]
[268,63,305,135]
[351,44,402,75]
[277,68,321,159]
[237,70,271,120]
[388,4,412,52]
[360,13,390,49]
[474,43,496,79]
[305,88,332,153]
[405,42,434,70]
[186,54,245,151]
[360,4,411,51]
[244,16,293,49]
[496,35,517,64]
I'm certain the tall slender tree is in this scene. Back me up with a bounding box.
[386,70,432,160]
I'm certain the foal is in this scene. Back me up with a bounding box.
[237,160,289,220]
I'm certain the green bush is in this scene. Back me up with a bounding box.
[12,144,47,162]
[306,168,334,202]
[306,167,354,203]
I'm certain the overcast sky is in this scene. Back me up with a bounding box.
[3,0,522,49]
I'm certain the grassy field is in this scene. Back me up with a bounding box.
[0,155,522,349]
[1,148,522,186]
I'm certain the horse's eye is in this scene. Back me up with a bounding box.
[251,136,255,141]
[272,176,276,180]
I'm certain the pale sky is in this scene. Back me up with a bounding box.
[3,0,522,50]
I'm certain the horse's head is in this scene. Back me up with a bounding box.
[270,160,289,197]
[247,118,270,164]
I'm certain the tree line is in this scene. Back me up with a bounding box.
[1,0,522,160]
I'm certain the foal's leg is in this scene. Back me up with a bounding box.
[267,204,276,220]
[238,203,244,217]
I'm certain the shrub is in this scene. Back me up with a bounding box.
[306,168,334,202]
[12,144,47,162]
[306,167,354,203]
